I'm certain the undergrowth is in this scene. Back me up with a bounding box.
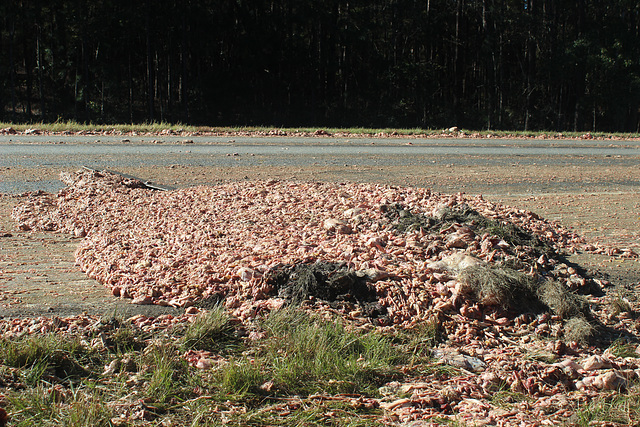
[2,306,635,425]
[0,308,436,426]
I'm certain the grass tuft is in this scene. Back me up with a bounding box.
[259,309,404,395]
[142,342,191,404]
[537,280,590,319]
[563,316,595,345]
[490,389,533,409]
[458,265,597,345]
[178,305,239,352]
[0,334,92,382]
[610,294,634,316]
[458,264,542,311]
[218,357,265,399]
[607,339,639,358]
[570,384,640,426]
[403,317,440,353]
[7,386,113,427]
[108,322,148,353]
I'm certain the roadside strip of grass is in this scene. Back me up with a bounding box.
[2,121,639,140]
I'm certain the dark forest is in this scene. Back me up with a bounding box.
[1,0,639,131]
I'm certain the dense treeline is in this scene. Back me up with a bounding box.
[1,1,639,131]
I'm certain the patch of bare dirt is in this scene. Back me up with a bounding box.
[0,194,181,319]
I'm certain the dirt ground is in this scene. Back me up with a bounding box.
[1,160,640,319]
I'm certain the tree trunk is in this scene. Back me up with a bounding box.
[9,18,17,121]
[453,0,462,123]
[524,0,536,131]
[145,8,154,122]
[166,54,172,121]
[22,18,33,119]
[74,66,79,120]
[36,20,45,121]
[180,7,189,122]
[128,53,134,123]
[155,51,164,122]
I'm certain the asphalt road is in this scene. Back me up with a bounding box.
[2,137,640,194]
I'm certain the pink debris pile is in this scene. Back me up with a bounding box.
[12,169,595,326]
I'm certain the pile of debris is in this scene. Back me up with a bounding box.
[12,170,594,319]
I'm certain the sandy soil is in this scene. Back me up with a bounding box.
[1,158,639,319]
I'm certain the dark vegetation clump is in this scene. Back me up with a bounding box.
[458,264,544,312]
[94,317,148,353]
[458,263,591,320]
[380,203,437,233]
[194,294,225,310]
[382,203,554,256]
[382,203,602,344]
[458,264,595,344]
[536,280,591,319]
[263,261,386,318]
[563,317,595,345]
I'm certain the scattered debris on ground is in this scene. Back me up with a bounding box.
[4,169,640,425]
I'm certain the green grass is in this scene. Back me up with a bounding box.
[108,322,147,353]
[256,309,406,395]
[0,310,377,424]
[400,317,440,358]
[569,385,640,426]
[7,385,113,427]
[0,120,198,134]
[490,388,533,409]
[0,121,434,136]
[607,339,639,358]
[202,309,409,400]
[0,334,94,383]
[178,305,239,352]
[8,306,610,425]
[141,341,192,405]
[217,357,266,399]
[0,308,438,425]
[223,400,384,427]
[3,307,637,425]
